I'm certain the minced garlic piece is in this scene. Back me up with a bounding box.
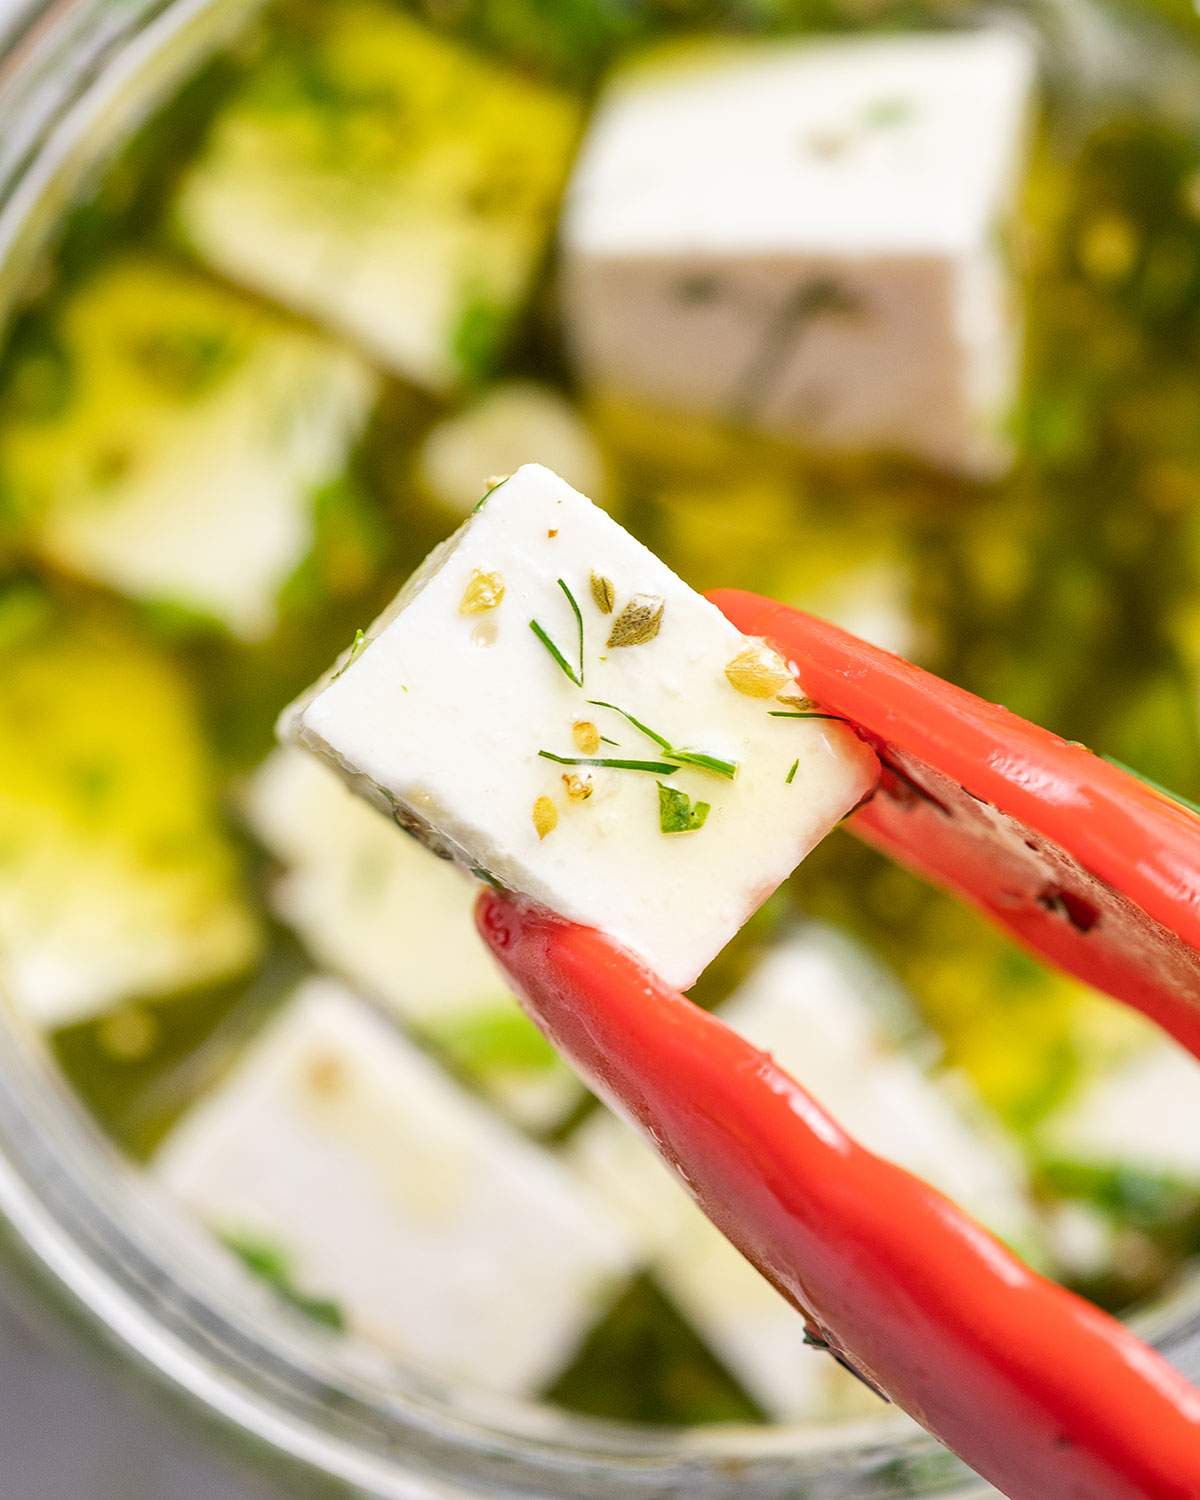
[460,569,506,615]
[532,796,558,839]
[724,641,794,699]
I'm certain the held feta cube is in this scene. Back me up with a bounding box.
[153,978,633,1393]
[245,749,581,1130]
[174,1,580,391]
[569,926,1040,1418]
[282,464,877,990]
[0,256,377,640]
[561,31,1036,476]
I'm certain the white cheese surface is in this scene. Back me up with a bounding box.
[561,31,1035,475]
[245,749,581,1129]
[285,465,877,990]
[153,978,633,1393]
[569,926,1039,1418]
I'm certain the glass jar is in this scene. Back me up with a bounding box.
[2,3,1200,1496]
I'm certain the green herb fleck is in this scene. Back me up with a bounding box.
[607,593,664,649]
[863,97,913,129]
[332,628,366,680]
[220,1230,345,1331]
[785,759,799,784]
[657,782,711,834]
[539,751,679,775]
[588,700,738,780]
[1100,755,1200,818]
[770,710,845,722]
[530,579,585,687]
[128,327,236,398]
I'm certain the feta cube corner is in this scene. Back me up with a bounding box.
[561,31,1036,476]
[282,464,877,991]
[0,598,261,1028]
[0,256,377,640]
[174,1,580,391]
[152,978,634,1394]
[245,749,581,1130]
[568,925,1041,1418]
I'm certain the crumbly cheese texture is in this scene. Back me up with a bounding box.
[245,750,581,1129]
[561,31,1035,476]
[153,979,633,1393]
[0,597,260,1028]
[283,465,877,990]
[0,256,376,640]
[569,926,1040,1418]
[174,1,580,391]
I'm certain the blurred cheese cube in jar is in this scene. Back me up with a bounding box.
[153,978,635,1395]
[561,30,1037,477]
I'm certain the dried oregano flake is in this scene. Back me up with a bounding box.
[607,593,664,649]
[590,572,616,614]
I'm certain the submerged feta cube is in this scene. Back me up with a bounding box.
[245,750,581,1130]
[1041,1037,1200,1181]
[562,31,1035,475]
[0,596,260,1028]
[417,381,611,518]
[283,464,877,990]
[570,927,1040,1418]
[0,256,377,640]
[175,1,580,391]
[153,978,633,1393]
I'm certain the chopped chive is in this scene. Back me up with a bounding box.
[530,579,585,688]
[538,750,678,774]
[668,749,739,779]
[558,578,585,685]
[332,628,366,680]
[785,758,799,784]
[769,710,845,722]
[657,782,711,833]
[600,735,620,746]
[588,699,738,780]
[530,619,582,687]
[588,699,672,752]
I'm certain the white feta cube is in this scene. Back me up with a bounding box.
[561,31,1035,475]
[0,257,377,640]
[245,749,581,1130]
[569,926,1040,1418]
[417,381,611,518]
[1041,1038,1200,1180]
[283,464,877,990]
[174,2,580,391]
[153,978,633,1393]
[0,598,260,1029]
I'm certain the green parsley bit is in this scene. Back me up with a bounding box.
[657,782,710,834]
[785,759,799,785]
